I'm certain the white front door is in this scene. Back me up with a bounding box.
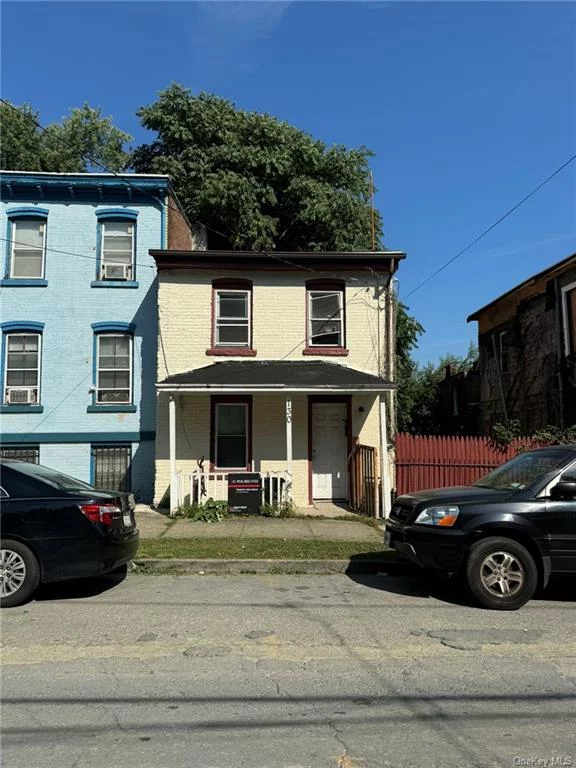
[312,403,348,499]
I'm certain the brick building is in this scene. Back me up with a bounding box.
[150,249,405,513]
[467,253,576,435]
[0,170,199,500]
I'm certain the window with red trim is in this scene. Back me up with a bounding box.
[211,397,252,470]
[209,279,254,354]
[305,279,346,351]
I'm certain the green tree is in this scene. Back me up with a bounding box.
[1,101,131,173]
[132,84,382,251]
[395,302,425,433]
[0,103,43,171]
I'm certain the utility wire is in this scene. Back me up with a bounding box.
[0,236,155,268]
[0,98,231,244]
[2,100,394,376]
[402,152,576,301]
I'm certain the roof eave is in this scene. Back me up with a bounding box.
[156,384,395,393]
[467,252,576,323]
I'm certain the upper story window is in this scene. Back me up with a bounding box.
[96,209,138,282]
[1,322,44,409]
[207,279,256,356]
[4,208,49,283]
[216,291,250,346]
[305,280,346,354]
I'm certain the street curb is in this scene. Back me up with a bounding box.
[131,554,401,575]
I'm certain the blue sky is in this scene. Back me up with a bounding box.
[2,1,575,363]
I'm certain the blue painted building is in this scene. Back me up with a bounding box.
[0,171,197,501]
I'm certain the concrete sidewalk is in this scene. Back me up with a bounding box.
[135,506,383,543]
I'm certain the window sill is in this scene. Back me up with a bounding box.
[0,405,44,413]
[0,279,48,287]
[302,347,349,357]
[87,405,137,413]
[206,348,257,357]
[91,280,139,289]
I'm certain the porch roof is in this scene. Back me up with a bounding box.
[157,360,395,394]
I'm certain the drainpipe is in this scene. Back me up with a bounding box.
[491,334,508,422]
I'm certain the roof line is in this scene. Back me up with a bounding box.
[156,385,395,393]
[1,170,171,179]
[467,252,576,322]
[151,249,406,258]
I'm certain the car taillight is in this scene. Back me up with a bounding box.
[80,504,121,526]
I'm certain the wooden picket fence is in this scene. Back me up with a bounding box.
[395,434,539,496]
[349,443,380,517]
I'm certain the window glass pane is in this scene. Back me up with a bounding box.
[14,221,44,248]
[103,221,132,236]
[99,371,130,389]
[8,336,38,353]
[218,325,249,345]
[218,293,248,319]
[12,253,43,278]
[100,356,129,370]
[6,370,38,386]
[7,353,38,369]
[310,292,341,319]
[310,319,341,346]
[218,405,246,435]
[217,437,246,468]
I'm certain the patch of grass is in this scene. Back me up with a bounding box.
[137,537,388,561]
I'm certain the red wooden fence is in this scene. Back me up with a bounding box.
[395,434,538,496]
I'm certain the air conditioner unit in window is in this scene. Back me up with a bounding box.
[6,387,38,404]
[102,263,130,280]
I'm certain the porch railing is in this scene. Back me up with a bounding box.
[174,470,290,511]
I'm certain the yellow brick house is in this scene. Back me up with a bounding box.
[151,249,405,515]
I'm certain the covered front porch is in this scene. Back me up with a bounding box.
[154,361,394,517]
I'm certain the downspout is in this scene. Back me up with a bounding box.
[491,334,509,422]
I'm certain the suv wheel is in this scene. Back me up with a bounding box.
[466,537,538,610]
[0,540,40,608]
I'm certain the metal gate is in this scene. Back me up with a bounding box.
[0,445,40,463]
[92,445,131,492]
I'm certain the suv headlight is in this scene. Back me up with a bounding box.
[414,506,460,527]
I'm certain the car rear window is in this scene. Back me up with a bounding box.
[1,460,95,494]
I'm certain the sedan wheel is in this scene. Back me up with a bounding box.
[466,537,538,610]
[0,541,40,608]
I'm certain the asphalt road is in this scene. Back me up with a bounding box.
[2,569,575,768]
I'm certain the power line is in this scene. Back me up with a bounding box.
[402,152,576,301]
[0,236,155,269]
[2,99,396,379]
[0,98,231,244]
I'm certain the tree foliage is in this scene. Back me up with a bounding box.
[0,101,131,173]
[396,301,478,435]
[133,84,382,251]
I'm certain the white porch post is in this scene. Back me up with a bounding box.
[169,396,178,516]
[285,395,293,498]
[379,394,392,518]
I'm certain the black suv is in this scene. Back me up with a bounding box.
[385,446,576,610]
